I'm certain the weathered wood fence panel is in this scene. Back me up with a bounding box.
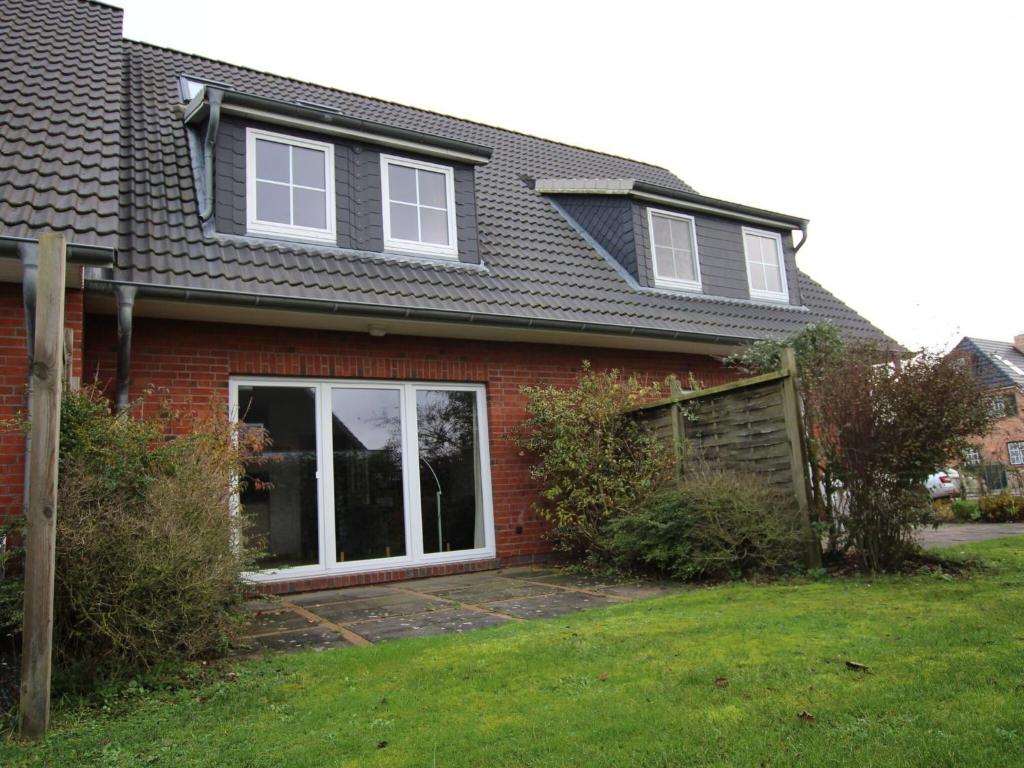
[631,349,821,568]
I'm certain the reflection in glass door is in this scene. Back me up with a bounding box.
[416,389,484,554]
[237,385,320,569]
[330,388,407,563]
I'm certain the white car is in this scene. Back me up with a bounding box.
[926,468,961,499]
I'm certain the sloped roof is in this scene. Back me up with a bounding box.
[3,0,893,346]
[0,0,123,247]
[955,337,1024,390]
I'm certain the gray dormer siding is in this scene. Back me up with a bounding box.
[556,195,641,281]
[212,116,480,263]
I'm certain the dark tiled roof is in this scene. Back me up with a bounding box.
[955,337,1024,390]
[5,0,893,346]
[0,0,123,247]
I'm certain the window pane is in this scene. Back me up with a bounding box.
[256,181,290,224]
[293,187,327,230]
[672,248,696,282]
[418,169,448,208]
[255,139,289,183]
[764,263,783,293]
[760,236,781,267]
[651,215,672,247]
[292,146,326,189]
[749,262,767,291]
[655,247,677,281]
[388,163,417,203]
[420,207,450,246]
[744,234,761,262]
[239,386,320,569]
[389,201,419,241]
[332,388,407,562]
[417,390,484,554]
[669,218,693,254]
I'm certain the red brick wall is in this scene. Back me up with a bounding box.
[83,313,736,564]
[0,280,84,522]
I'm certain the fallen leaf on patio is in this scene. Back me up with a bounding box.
[597,672,609,681]
[714,677,729,688]
[798,710,815,722]
[845,661,870,672]
[377,741,388,749]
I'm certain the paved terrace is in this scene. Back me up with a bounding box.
[239,567,681,653]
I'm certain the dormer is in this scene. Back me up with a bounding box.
[538,178,807,306]
[180,81,492,264]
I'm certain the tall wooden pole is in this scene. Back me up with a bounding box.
[780,347,823,570]
[18,232,66,741]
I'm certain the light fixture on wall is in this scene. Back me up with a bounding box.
[368,325,387,338]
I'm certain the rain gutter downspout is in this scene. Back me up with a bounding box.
[199,88,223,223]
[793,222,809,255]
[115,285,137,413]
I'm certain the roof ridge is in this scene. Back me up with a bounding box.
[121,38,691,186]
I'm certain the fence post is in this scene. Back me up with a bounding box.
[18,232,67,741]
[780,348,822,569]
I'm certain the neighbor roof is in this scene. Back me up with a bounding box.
[5,0,893,347]
[955,337,1024,390]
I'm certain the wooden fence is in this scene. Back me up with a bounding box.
[629,349,821,567]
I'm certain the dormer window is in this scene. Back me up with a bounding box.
[245,128,336,244]
[381,154,458,258]
[648,208,701,291]
[742,227,789,302]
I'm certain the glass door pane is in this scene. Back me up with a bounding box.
[416,389,485,554]
[238,385,320,569]
[331,388,407,562]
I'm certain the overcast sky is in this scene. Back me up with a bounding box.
[115,0,1022,351]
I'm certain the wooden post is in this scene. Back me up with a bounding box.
[19,232,67,741]
[780,348,822,569]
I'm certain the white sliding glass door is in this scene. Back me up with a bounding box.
[231,378,494,581]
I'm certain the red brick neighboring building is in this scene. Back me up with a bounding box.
[0,0,892,592]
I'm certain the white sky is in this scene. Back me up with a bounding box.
[114,0,1023,351]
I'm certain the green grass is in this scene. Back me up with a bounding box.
[4,538,1024,767]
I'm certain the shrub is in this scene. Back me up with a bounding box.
[811,345,994,571]
[951,499,980,522]
[1,386,265,680]
[931,499,956,523]
[977,494,1019,523]
[513,362,673,562]
[607,466,804,580]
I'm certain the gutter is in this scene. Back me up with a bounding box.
[0,235,116,266]
[184,87,493,166]
[84,277,755,348]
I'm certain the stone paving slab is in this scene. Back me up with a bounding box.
[313,593,447,624]
[244,609,318,635]
[397,573,510,594]
[429,580,558,603]
[353,607,509,643]
[242,625,354,653]
[287,586,403,607]
[483,590,619,619]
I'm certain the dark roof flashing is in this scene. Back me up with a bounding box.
[535,178,808,230]
[183,86,493,165]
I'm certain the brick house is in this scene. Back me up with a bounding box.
[952,335,1024,495]
[0,0,891,592]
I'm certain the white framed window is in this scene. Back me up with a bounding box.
[380,154,458,258]
[1009,441,1024,466]
[245,127,336,244]
[230,377,495,582]
[742,227,790,302]
[647,208,702,291]
[962,446,982,466]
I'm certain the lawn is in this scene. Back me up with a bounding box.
[3,538,1024,767]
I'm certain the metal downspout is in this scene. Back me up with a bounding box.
[794,223,809,255]
[199,89,223,222]
[115,286,137,413]
[18,243,38,520]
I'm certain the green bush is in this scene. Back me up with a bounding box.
[513,362,673,562]
[977,494,1020,522]
[951,499,980,522]
[0,387,266,681]
[607,467,804,581]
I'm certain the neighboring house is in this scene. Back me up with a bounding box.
[0,0,892,592]
[951,335,1024,494]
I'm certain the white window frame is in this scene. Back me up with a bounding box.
[245,127,337,244]
[229,377,496,583]
[742,226,790,302]
[647,208,702,292]
[1008,441,1024,466]
[380,153,459,258]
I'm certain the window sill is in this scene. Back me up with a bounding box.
[245,225,337,246]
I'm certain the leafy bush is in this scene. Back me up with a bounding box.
[931,499,956,523]
[0,387,265,680]
[513,362,673,562]
[951,499,980,522]
[607,467,804,580]
[977,494,1021,523]
[811,345,994,571]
